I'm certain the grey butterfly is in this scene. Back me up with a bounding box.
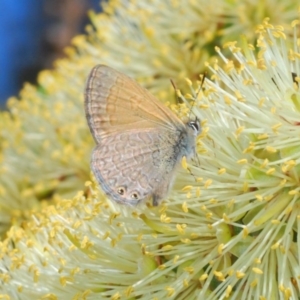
[84,65,201,206]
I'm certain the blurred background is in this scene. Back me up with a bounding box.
[0,0,101,108]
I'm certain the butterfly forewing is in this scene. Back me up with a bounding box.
[85,65,184,143]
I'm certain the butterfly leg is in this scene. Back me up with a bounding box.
[152,194,160,206]
[152,176,174,206]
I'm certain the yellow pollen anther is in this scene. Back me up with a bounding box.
[285,206,292,214]
[176,224,186,234]
[182,201,188,213]
[237,159,248,164]
[260,159,269,168]
[243,142,255,153]
[173,255,179,263]
[271,219,280,224]
[292,20,300,27]
[271,242,280,250]
[160,214,171,223]
[223,213,230,222]
[204,179,212,188]
[165,287,175,297]
[218,243,224,254]
[289,190,299,195]
[243,227,249,238]
[182,185,193,191]
[236,271,245,278]
[224,96,232,105]
[181,156,188,169]
[214,271,225,281]
[111,292,121,300]
[255,194,263,201]
[199,274,208,281]
[185,78,192,86]
[206,213,213,219]
[264,194,273,201]
[280,179,287,186]
[183,279,189,287]
[125,286,134,297]
[252,267,263,274]
[184,266,194,275]
[235,91,245,102]
[258,97,265,107]
[225,285,232,297]
[251,279,258,287]
[218,168,226,174]
[162,245,173,251]
[272,123,282,132]
[257,133,268,139]
[266,168,275,175]
[199,104,209,109]
[265,146,277,153]
[181,238,191,244]
[236,126,245,136]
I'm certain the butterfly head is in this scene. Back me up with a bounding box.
[186,117,201,136]
[181,116,201,159]
[187,118,201,136]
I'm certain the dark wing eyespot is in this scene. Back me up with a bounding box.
[117,186,126,195]
[131,192,140,200]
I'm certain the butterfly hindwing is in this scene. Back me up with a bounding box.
[91,128,181,205]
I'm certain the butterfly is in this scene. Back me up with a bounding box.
[84,65,201,206]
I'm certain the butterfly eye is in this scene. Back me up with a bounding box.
[131,192,140,200]
[117,187,126,195]
[188,121,200,132]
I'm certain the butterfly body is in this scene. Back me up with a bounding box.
[85,65,200,206]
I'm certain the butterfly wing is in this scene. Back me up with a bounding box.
[84,64,185,143]
[85,65,192,205]
[91,127,183,205]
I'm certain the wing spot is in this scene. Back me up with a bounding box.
[131,191,140,200]
[117,186,126,195]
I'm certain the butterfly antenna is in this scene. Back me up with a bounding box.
[170,79,181,104]
[189,72,206,120]
[170,79,177,91]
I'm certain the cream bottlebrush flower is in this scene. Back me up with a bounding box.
[1,19,300,299]
[0,79,93,236]
[0,0,298,236]
[220,0,299,43]
[83,0,299,99]
[169,19,300,298]
[0,183,155,300]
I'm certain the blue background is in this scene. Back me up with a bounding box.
[0,0,100,107]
